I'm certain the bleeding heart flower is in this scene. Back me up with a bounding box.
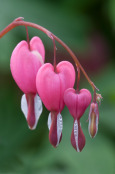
[88,102,99,138]
[36,61,75,147]
[64,88,92,152]
[10,36,45,129]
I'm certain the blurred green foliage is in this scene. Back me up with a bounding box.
[0,0,115,174]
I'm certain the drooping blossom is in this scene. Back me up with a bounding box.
[36,61,75,147]
[64,88,92,151]
[10,36,45,129]
[88,102,99,138]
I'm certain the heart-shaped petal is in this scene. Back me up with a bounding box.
[36,61,75,112]
[10,36,45,94]
[64,88,92,120]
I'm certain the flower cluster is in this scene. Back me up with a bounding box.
[10,35,101,152]
[0,17,102,152]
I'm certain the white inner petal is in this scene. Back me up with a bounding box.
[47,112,52,130]
[74,119,80,152]
[32,94,43,129]
[21,94,43,130]
[21,94,28,119]
[31,50,44,65]
[56,113,63,147]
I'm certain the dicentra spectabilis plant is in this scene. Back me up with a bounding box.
[0,17,102,152]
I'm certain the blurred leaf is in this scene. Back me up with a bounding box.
[106,0,115,29]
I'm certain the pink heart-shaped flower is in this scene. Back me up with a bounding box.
[64,88,92,152]
[64,88,92,120]
[10,36,45,94]
[36,61,75,147]
[36,61,75,112]
[10,36,45,129]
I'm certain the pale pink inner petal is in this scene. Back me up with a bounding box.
[30,36,45,61]
[31,50,44,65]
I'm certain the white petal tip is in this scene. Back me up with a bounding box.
[21,94,43,129]
[74,119,80,152]
[56,113,63,146]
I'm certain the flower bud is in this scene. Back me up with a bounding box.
[96,93,103,105]
[88,102,99,138]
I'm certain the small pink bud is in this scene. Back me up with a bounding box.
[88,102,99,138]
[71,119,85,152]
[10,36,45,129]
[36,61,75,146]
[64,88,92,120]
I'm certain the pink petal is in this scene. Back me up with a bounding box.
[10,37,45,93]
[30,36,45,61]
[64,88,92,120]
[36,61,75,112]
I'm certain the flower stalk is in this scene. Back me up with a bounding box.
[0,17,98,91]
[50,35,57,72]
[25,26,30,50]
[76,66,80,93]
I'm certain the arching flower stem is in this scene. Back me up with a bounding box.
[76,66,80,93]
[0,17,98,91]
[25,26,30,50]
[50,35,57,72]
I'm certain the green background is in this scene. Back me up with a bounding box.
[0,0,115,173]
